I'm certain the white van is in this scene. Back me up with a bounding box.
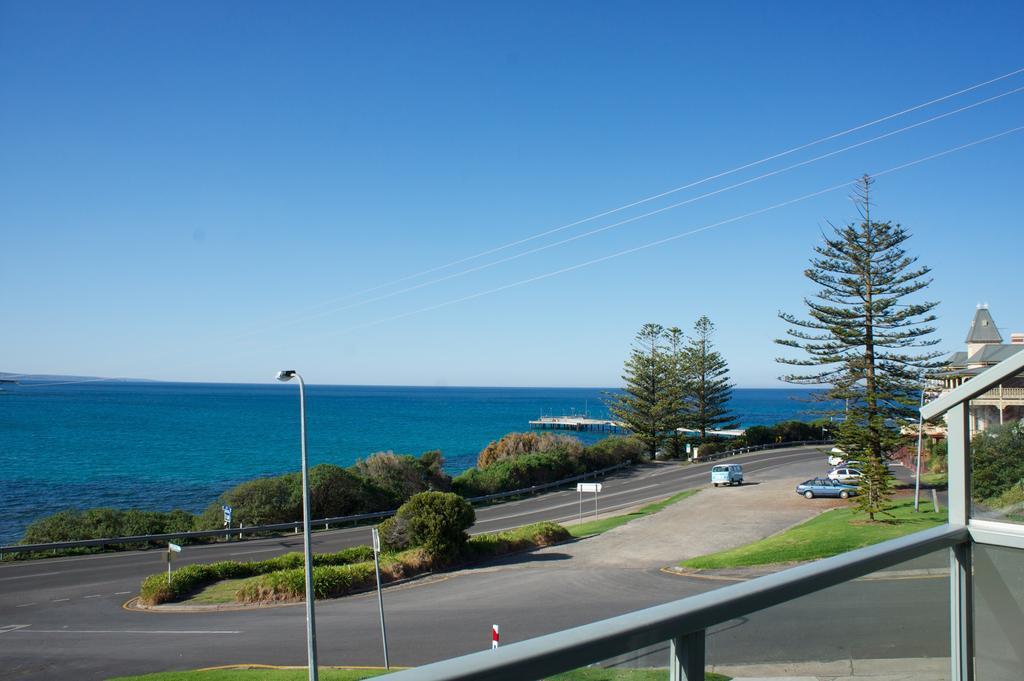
[711,463,743,487]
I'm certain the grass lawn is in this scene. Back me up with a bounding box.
[680,499,948,569]
[108,667,729,681]
[566,490,698,538]
[186,577,257,604]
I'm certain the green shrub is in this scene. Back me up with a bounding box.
[353,450,452,506]
[476,432,584,469]
[21,507,201,547]
[379,492,474,560]
[236,562,377,602]
[972,423,1024,501]
[579,436,646,468]
[137,546,378,604]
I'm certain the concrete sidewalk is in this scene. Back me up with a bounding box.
[713,656,950,680]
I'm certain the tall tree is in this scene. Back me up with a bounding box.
[608,323,672,458]
[775,176,942,520]
[663,326,689,458]
[681,315,738,442]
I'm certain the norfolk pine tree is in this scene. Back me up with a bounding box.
[775,176,942,520]
[608,323,673,458]
[682,315,738,442]
[663,326,689,458]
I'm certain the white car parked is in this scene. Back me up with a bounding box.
[827,447,847,467]
[828,467,863,483]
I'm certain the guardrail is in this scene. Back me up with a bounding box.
[694,438,833,463]
[0,461,633,557]
[379,523,967,681]
[1,441,833,557]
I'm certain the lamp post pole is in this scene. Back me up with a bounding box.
[278,370,318,681]
[914,377,926,513]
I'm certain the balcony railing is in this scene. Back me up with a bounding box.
[381,524,966,681]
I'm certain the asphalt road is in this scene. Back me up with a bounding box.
[0,446,949,680]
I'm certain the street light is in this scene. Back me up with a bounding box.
[276,369,318,681]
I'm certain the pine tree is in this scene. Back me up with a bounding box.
[663,326,688,458]
[775,176,942,520]
[608,323,672,458]
[681,315,737,442]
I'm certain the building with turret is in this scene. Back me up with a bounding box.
[940,305,1024,432]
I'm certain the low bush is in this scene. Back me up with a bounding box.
[21,508,197,547]
[236,562,378,602]
[378,492,475,561]
[477,432,584,469]
[138,545,375,605]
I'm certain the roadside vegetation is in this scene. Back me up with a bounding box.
[14,436,641,553]
[108,668,730,681]
[680,499,947,569]
[139,492,570,606]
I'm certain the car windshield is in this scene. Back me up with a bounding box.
[712,466,728,472]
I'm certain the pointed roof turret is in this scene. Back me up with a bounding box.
[966,305,1003,344]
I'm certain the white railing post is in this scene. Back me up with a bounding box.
[947,402,974,681]
[669,630,705,681]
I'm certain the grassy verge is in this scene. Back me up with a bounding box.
[567,490,698,538]
[108,668,729,681]
[681,499,947,569]
[164,522,570,606]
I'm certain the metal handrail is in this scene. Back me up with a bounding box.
[379,524,967,681]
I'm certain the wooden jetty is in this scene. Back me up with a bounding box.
[529,416,626,433]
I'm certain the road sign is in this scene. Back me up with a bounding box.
[168,542,182,553]
[576,482,602,524]
[222,505,233,525]
[491,624,499,649]
[371,527,381,553]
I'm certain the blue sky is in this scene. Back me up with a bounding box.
[2,2,1022,388]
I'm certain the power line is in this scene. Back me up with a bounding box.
[227,84,1024,332]
[292,124,1024,343]
[236,65,1024,332]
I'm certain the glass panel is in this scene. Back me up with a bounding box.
[703,549,950,679]
[967,365,1024,524]
[554,550,950,680]
[974,543,1024,680]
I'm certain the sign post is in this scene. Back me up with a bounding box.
[576,483,602,522]
[371,527,390,669]
[222,505,233,527]
[491,624,499,649]
[167,542,182,586]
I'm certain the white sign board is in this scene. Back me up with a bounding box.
[168,542,182,553]
[222,505,233,524]
[371,527,381,553]
[576,482,603,493]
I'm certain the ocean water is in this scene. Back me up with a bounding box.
[0,382,825,545]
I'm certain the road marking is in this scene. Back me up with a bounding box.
[15,603,35,608]
[51,598,70,602]
[114,591,131,595]
[0,625,30,634]
[11,629,242,634]
[0,571,61,581]
[228,547,283,556]
[83,594,102,599]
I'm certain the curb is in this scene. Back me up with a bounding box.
[662,565,949,583]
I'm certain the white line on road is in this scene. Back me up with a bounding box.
[83,594,102,599]
[0,625,31,634]
[228,547,285,556]
[11,629,242,634]
[51,598,70,602]
[114,591,130,595]
[15,603,35,608]
[0,571,61,581]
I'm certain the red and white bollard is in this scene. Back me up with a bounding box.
[491,624,499,650]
